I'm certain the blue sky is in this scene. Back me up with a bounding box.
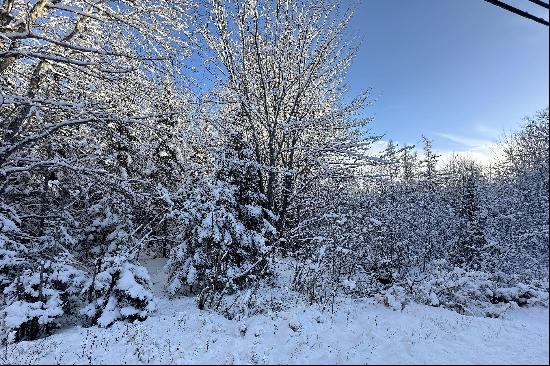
[347,0,549,161]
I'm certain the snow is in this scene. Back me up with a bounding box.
[0,216,18,233]
[117,262,154,301]
[245,204,263,218]
[2,258,547,365]
[95,296,121,328]
[186,264,197,285]
[3,296,64,329]
[430,291,440,306]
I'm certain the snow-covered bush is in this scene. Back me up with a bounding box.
[81,253,156,327]
[1,204,89,343]
[383,285,409,311]
[1,256,87,343]
[204,258,305,320]
[410,262,549,317]
[290,206,410,306]
[291,242,363,305]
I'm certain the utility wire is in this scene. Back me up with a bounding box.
[484,0,549,26]
[527,0,549,10]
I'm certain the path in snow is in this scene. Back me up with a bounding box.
[1,258,548,365]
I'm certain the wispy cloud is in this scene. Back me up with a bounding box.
[434,132,496,150]
[433,132,502,165]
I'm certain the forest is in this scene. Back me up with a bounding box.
[0,0,548,361]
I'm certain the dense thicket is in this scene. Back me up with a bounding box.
[1,0,548,343]
[294,110,549,315]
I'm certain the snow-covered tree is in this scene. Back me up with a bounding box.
[165,137,277,311]
[201,0,377,240]
[81,252,155,328]
[448,159,489,270]
[486,109,549,277]
[1,0,195,336]
[1,254,87,342]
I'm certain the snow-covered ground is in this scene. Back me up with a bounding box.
[2,259,548,365]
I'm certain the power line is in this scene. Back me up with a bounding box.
[527,0,549,10]
[484,0,549,26]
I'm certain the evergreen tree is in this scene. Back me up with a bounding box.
[451,161,488,270]
[166,134,276,311]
